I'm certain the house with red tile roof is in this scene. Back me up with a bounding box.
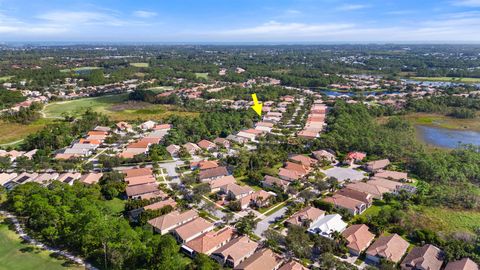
[239,190,274,209]
[400,244,444,270]
[444,258,478,270]
[183,227,235,257]
[173,217,215,243]
[289,154,318,167]
[214,138,231,148]
[286,206,325,228]
[211,236,259,268]
[198,139,217,151]
[323,194,367,215]
[342,224,375,256]
[234,248,283,270]
[148,209,198,235]
[278,261,308,270]
[199,166,229,182]
[366,233,409,263]
[209,175,236,193]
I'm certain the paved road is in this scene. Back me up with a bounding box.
[158,160,185,184]
[253,206,287,238]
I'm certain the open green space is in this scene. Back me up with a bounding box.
[402,113,480,132]
[103,198,126,215]
[408,206,480,235]
[0,76,13,82]
[195,73,209,79]
[60,67,101,73]
[0,216,82,270]
[147,86,174,93]
[130,62,149,68]
[410,76,480,83]
[43,94,199,121]
[0,118,54,146]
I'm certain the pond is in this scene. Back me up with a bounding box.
[317,89,401,97]
[416,125,480,148]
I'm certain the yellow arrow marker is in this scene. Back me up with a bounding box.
[251,93,263,116]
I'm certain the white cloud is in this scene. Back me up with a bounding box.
[220,21,355,36]
[337,4,369,11]
[36,11,126,26]
[451,0,480,7]
[133,10,157,18]
[0,12,67,35]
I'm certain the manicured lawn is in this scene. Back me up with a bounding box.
[103,198,126,215]
[130,62,149,68]
[43,94,200,121]
[195,73,209,79]
[0,217,82,270]
[261,201,288,216]
[0,118,54,145]
[410,76,480,83]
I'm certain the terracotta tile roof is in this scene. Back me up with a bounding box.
[210,175,236,190]
[342,224,375,254]
[366,159,390,171]
[346,182,390,199]
[374,170,408,180]
[337,188,373,205]
[278,168,302,181]
[263,175,289,189]
[88,131,108,136]
[366,233,409,263]
[289,155,318,167]
[79,173,103,184]
[191,160,219,170]
[368,178,405,192]
[126,184,160,198]
[185,227,235,255]
[286,206,325,227]
[324,194,365,213]
[222,183,254,197]
[346,152,366,161]
[198,139,216,150]
[126,175,156,186]
[173,217,214,242]
[400,244,444,270]
[284,162,310,175]
[212,236,258,266]
[143,198,177,211]
[278,261,308,270]
[199,166,229,181]
[123,167,153,178]
[147,209,198,232]
[234,248,283,270]
[444,258,479,270]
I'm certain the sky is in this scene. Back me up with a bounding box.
[1,0,480,43]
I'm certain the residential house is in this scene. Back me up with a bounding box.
[234,248,283,270]
[400,244,444,270]
[444,258,478,270]
[278,168,303,182]
[116,121,133,132]
[286,206,325,229]
[344,152,367,165]
[336,188,373,207]
[0,173,17,186]
[236,131,257,142]
[126,184,164,199]
[278,261,308,270]
[183,143,201,155]
[214,138,231,148]
[57,172,81,185]
[198,139,217,151]
[307,214,348,238]
[289,155,318,167]
[210,175,236,193]
[79,172,103,185]
[226,135,249,145]
[191,160,219,170]
[323,194,367,215]
[312,150,336,163]
[342,224,375,256]
[182,227,235,257]
[366,233,409,264]
[172,217,215,243]
[166,144,181,157]
[148,209,198,235]
[374,170,408,181]
[365,159,391,172]
[368,178,416,194]
[239,190,274,209]
[143,198,177,211]
[140,120,156,130]
[346,182,390,199]
[262,175,290,192]
[199,166,229,182]
[221,183,254,200]
[211,236,259,268]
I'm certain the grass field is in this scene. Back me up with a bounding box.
[103,198,126,215]
[60,67,101,73]
[410,76,480,83]
[43,94,199,121]
[0,76,13,82]
[402,113,480,132]
[195,73,209,79]
[408,206,480,234]
[0,216,82,270]
[0,119,54,145]
[130,62,149,68]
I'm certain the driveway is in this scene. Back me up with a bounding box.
[323,166,367,182]
[158,160,184,184]
[253,206,287,238]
